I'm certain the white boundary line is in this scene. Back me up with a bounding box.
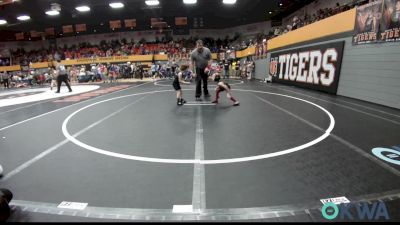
[192,106,206,213]
[154,80,244,87]
[9,189,400,221]
[184,104,216,106]
[0,99,56,116]
[0,88,46,97]
[0,82,150,132]
[0,85,100,108]
[273,84,400,119]
[61,89,335,165]
[254,94,400,177]
[269,85,400,125]
[1,96,148,182]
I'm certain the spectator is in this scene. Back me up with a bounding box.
[1,71,10,89]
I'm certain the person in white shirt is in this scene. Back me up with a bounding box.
[55,59,72,93]
[1,71,10,89]
[49,67,58,91]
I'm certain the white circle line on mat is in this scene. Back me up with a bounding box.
[62,89,335,165]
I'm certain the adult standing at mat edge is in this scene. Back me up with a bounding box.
[191,40,212,101]
[55,59,72,93]
[0,71,10,89]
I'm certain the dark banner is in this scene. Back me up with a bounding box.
[0,57,11,66]
[269,41,345,95]
[173,27,189,35]
[380,0,400,42]
[353,0,383,45]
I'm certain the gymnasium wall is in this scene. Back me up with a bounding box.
[337,38,400,109]
[267,9,356,51]
[173,21,272,41]
[0,21,272,55]
[57,30,161,47]
[253,5,400,109]
[0,40,50,57]
[282,0,352,26]
[254,57,268,80]
[260,36,400,109]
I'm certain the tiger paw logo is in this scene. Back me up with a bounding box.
[269,58,278,76]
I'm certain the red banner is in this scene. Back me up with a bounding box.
[151,18,163,23]
[151,18,167,27]
[15,32,24,40]
[124,19,137,28]
[63,25,74,34]
[110,20,122,29]
[380,0,400,42]
[30,30,39,38]
[175,17,188,26]
[353,0,383,45]
[0,0,13,6]
[75,24,87,32]
[45,27,55,36]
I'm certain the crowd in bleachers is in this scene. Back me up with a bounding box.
[0,57,256,90]
[9,37,237,66]
[271,0,371,36]
[2,0,374,69]
[230,0,372,51]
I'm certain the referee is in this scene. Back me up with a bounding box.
[55,59,72,93]
[190,40,212,101]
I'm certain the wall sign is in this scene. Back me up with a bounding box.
[269,41,345,94]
